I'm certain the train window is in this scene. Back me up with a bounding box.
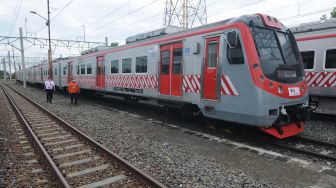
[81,64,85,74]
[300,51,314,69]
[111,60,119,73]
[87,64,92,74]
[325,49,336,69]
[63,67,67,75]
[122,58,132,73]
[173,48,182,74]
[54,68,57,75]
[227,38,244,64]
[207,42,218,67]
[161,50,170,75]
[136,56,147,73]
[76,65,80,74]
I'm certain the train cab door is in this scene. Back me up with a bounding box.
[96,56,105,88]
[159,42,183,96]
[203,37,220,100]
[67,62,73,83]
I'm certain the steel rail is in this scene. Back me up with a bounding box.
[0,84,71,188]
[3,83,166,188]
[274,136,336,162]
[311,112,336,121]
[294,136,336,148]
[274,143,336,161]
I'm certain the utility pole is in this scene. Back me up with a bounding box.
[2,58,7,82]
[82,25,85,42]
[25,18,28,37]
[12,45,17,73]
[47,0,52,80]
[19,28,26,88]
[8,51,12,81]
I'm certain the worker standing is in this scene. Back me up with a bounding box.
[68,79,80,104]
[44,77,55,103]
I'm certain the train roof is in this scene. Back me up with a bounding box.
[76,14,272,59]
[290,18,336,34]
[26,14,283,67]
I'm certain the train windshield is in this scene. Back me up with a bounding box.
[251,27,304,83]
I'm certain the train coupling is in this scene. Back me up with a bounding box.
[260,104,311,139]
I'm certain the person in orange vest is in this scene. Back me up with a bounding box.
[68,79,80,104]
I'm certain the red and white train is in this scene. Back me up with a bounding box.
[17,14,310,139]
[291,18,336,108]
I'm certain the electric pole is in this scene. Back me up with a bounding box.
[19,28,26,88]
[47,0,52,80]
[2,58,7,81]
[8,51,12,80]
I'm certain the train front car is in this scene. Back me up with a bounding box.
[250,14,310,138]
[207,14,310,139]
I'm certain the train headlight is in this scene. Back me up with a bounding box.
[301,85,305,91]
[278,86,283,94]
[259,76,264,82]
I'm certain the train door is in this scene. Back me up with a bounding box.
[40,68,43,81]
[203,37,220,100]
[58,63,62,86]
[67,62,73,83]
[159,42,183,96]
[96,56,105,88]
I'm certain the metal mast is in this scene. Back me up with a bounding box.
[163,0,207,28]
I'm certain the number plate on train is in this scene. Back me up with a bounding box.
[288,87,300,96]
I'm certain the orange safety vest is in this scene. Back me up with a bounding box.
[68,82,80,94]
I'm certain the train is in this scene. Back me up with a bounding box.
[291,18,336,109]
[16,13,311,139]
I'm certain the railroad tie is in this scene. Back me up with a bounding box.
[77,174,127,188]
[66,164,111,178]
[59,156,101,168]
[53,149,91,159]
[53,144,84,152]
[44,138,77,146]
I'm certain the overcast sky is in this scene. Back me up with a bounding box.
[0,0,335,67]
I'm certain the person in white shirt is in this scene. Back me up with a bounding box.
[44,77,55,103]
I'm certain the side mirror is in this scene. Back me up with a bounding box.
[226,31,238,48]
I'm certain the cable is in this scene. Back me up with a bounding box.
[9,0,23,36]
[208,0,263,18]
[62,0,133,39]
[89,12,163,38]
[95,0,159,31]
[51,0,76,21]
[9,0,19,35]
[280,8,334,21]
[35,0,76,34]
[86,0,133,26]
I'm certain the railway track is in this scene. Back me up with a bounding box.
[0,83,166,188]
[273,136,336,162]
[311,112,336,121]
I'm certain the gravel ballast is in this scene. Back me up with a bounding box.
[0,84,56,187]
[7,82,336,187]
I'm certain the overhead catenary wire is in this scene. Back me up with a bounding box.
[91,12,163,38]
[9,0,19,35]
[94,0,159,31]
[35,0,76,34]
[9,0,23,36]
[86,0,133,26]
[62,0,133,39]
